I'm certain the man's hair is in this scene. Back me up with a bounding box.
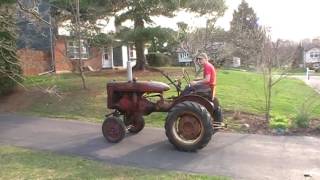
[197,52,208,60]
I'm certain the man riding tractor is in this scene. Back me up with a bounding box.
[102,53,223,151]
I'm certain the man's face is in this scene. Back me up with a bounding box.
[197,58,206,65]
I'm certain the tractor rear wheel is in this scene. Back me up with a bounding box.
[165,101,213,152]
[102,116,126,143]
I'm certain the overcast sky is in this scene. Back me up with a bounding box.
[152,0,320,42]
[219,0,320,41]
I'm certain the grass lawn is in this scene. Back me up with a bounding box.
[10,68,320,127]
[0,146,226,180]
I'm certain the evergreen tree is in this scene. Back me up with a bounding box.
[292,43,304,68]
[49,0,226,70]
[0,0,22,95]
[114,0,226,70]
[229,0,265,66]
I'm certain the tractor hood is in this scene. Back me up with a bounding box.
[107,81,170,93]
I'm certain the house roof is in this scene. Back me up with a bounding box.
[304,44,320,51]
[176,47,189,53]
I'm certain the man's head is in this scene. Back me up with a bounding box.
[196,53,208,65]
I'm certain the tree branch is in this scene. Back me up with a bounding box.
[17,0,51,25]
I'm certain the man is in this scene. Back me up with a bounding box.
[184,52,216,99]
[182,52,222,123]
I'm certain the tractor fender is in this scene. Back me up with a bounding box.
[170,95,215,117]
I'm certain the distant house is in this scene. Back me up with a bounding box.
[176,48,192,65]
[304,46,320,70]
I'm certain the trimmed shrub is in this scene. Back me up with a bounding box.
[146,53,172,67]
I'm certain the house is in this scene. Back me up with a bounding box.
[304,46,320,70]
[18,35,145,75]
[54,35,146,74]
[17,21,150,76]
[176,47,192,65]
[16,1,149,76]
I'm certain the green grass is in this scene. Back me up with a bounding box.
[17,68,320,127]
[217,70,320,116]
[0,146,226,180]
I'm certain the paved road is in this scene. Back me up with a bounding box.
[0,114,319,180]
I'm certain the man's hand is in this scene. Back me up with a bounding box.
[190,81,197,86]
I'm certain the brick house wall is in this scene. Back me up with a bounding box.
[55,36,103,73]
[54,37,74,73]
[17,49,51,76]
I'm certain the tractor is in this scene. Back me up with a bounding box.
[102,68,223,151]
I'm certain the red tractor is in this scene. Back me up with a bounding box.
[102,69,223,151]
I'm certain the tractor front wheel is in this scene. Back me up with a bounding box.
[128,116,145,133]
[102,116,126,143]
[165,101,213,152]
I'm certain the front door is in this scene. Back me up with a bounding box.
[102,48,112,68]
[113,46,123,67]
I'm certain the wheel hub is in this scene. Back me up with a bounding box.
[178,114,201,140]
[106,120,122,139]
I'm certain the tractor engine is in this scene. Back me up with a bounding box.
[106,80,170,127]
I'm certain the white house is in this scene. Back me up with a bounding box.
[176,47,192,66]
[304,46,320,69]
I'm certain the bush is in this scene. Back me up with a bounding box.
[293,98,315,128]
[269,114,290,130]
[146,53,172,67]
[293,111,311,128]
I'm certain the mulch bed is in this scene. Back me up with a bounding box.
[222,110,320,136]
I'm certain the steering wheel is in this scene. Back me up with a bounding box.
[182,68,191,85]
[159,70,182,94]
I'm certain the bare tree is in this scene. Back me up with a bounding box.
[260,36,295,121]
[74,0,86,89]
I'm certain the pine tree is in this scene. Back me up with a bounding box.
[229,0,265,66]
[115,0,226,70]
[49,0,226,70]
[0,1,22,95]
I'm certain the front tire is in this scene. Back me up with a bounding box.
[165,101,213,152]
[102,116,126,143]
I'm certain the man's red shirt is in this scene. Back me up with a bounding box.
[203,62,216,86]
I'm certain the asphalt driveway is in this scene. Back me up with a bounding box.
[0,114,319,180]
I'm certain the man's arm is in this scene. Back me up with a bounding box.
[191,74,210,85]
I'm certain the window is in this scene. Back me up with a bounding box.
[103,48,110,60]
[104,53,109,60]
[67,40,89,59]
[310,52,320,59]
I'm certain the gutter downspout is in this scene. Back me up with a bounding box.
[49,15,55,72]
[38,11,55,76]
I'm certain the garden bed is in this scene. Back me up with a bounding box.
[223,111,320,136]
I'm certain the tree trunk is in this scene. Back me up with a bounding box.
[265,74,272,121]
[76,0,86,89]
[135,39,146,70]
[133,17,146,71]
